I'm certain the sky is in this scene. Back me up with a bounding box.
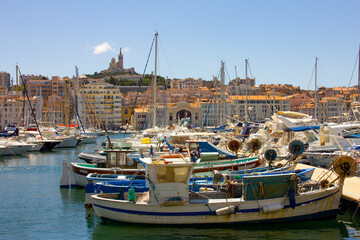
[1,0,360,90]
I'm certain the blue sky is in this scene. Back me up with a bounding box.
[1,0,359,90]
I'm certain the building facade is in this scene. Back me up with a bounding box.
[83,82,122,128]
[0,72,10,90]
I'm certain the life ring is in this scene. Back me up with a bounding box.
[168,125,175,130]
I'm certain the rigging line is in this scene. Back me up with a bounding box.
[124,35,155,134]
[17,67,43,138]
[158,38,174,77]
[306,61,316,90]
[303,62,316,108]
[340,53,359,115]
[247,61,253,79]
[347,53,359,88]
[224,65,232,85]
[202,68,221,130]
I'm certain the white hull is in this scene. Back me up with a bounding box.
[27,143,44,152]
[73,172,88,187]
[0,144,31,155]
[78,152,105,163]
[56,137,78,148]
[79,136,97,144]
[92,186,341,225]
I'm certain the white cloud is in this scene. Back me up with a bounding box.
[93,42,115,54]
[122,46,130,53]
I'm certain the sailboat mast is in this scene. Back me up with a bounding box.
[152,32,158,127]
[245,59,249,122]
[10,78,13,124]
[16,64,20,130]
[220,61,225,126]
[234,66,241,118]
[65,80,69,135]
[314,57,318,120]
[165,76,168,127]
[358,45,360,102]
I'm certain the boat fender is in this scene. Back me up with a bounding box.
[262,203,283,213]
[128,188,136,202]
[276,163,283,168]
[213,170,222,184]
[215,205,236,216]
[258,182,265,196]
[288,184,296,209]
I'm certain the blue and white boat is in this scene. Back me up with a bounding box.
[85,168,315,207]
[91,152,353,225]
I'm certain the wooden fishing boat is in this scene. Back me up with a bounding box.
[91,151,357,225]
[84,168,314,207]
[61,150,263,187]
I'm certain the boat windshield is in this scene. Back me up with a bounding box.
[156,166,191,183]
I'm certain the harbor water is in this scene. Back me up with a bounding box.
[1,134,360,239]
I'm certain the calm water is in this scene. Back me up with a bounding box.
[1,134,360,240]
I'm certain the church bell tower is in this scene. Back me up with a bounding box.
[118,48,124,70]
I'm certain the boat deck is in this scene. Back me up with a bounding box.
[296,163,360,203]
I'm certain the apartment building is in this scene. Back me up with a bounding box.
[0,72,10,90]
[83,82,122,128]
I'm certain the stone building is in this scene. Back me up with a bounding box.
[101,48,135,74]
[0,72,10,90]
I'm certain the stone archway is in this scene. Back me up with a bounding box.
[176,110,192,121]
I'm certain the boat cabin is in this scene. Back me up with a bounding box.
[105,149,141,169]
[146,159,198,204]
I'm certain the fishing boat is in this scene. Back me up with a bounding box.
[91,151,357,225]
[85,167,314,207]
[61,151,262,187]
[78,138,238,164]
[61,136,307,188]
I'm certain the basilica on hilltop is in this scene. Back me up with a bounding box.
[101,48,135,74]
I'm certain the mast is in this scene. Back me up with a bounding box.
[358,45,360,102]
[10,78,13,124]
[165,76,168,127]
[245,59,249,122]
[65,80,69,135]
[234,66,241,118]
[314,57,318,120]
[152,32,158,127]
[75,66,83,133]
[16,64,20,130]
[220,61,226,126]
[273,87,275,114]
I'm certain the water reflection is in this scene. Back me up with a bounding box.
[90,218,348,240]
[60,187,86,204]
